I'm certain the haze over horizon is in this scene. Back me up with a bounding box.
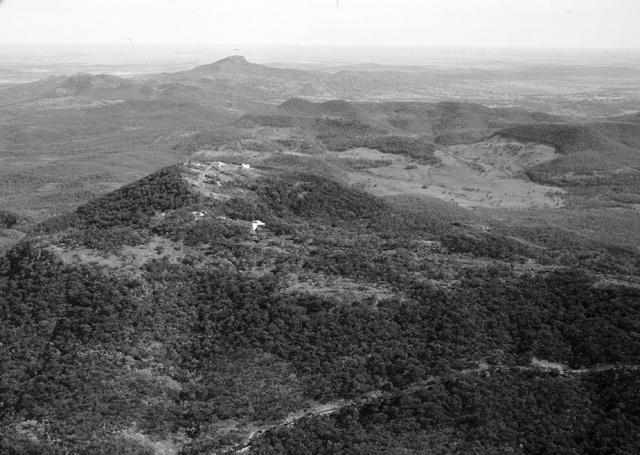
[0,0,639,49]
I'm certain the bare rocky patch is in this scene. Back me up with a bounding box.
[49,235,189,275]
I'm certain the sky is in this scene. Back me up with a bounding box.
[0,0,639,49]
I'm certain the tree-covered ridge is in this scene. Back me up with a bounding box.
[2,162,640,453]
[76,166,200,229]
[2,238,639,453]
[251,369,640,455]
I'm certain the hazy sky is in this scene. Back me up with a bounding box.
[0,0,639,48]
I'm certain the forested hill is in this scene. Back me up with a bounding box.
[239,99,561,149]
[1,162,640,454]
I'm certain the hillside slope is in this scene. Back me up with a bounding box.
[497,121,640,207]
[2,159,639,454]
[243,98,561,147]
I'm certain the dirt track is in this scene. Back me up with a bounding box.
[226,361,640,454]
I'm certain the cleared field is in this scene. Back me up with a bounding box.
[336,137,564,209]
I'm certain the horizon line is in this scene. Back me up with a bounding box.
[1,43,640,51]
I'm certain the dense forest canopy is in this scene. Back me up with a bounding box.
[2,163,640,454]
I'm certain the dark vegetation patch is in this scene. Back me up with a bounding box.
[252,174,391,226]
[2,237,639,453]
[499,123,619,154]
[34,166,200,251]
[251,369,640,455]
[75,167,199,229]
[0,210,18,229]
[158,214,251,247]
[339,158,393,170]
[344,136,436,161]
[441,228,542,262]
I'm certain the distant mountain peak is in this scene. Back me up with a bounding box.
[173,55,311,80]
[186,55,255,75]
[214,55,250,65]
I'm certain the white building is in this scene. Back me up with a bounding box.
[251,220,265,232]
